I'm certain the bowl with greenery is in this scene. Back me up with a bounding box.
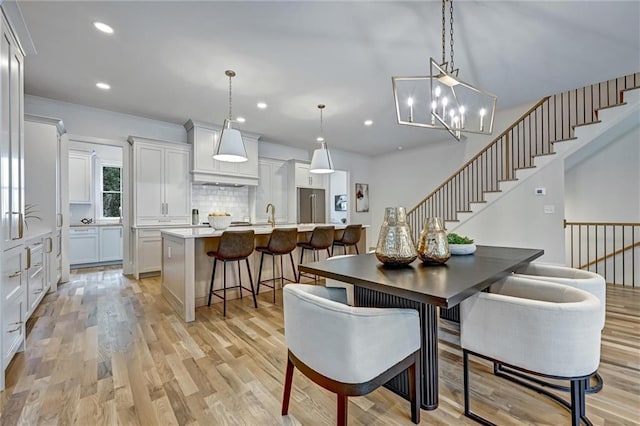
[447,232,476,255]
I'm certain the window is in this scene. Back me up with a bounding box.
[101,165,121,218]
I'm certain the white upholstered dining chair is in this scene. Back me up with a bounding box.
[282,284,421,425]
[460,275,601,426]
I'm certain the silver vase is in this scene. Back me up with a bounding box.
[417,217,451,264]
[375,207,418,266]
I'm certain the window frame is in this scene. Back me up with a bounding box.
[98,162,123,220]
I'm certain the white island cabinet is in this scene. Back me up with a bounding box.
[161,224,368,322]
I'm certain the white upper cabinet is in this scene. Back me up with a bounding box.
[292,161,326,189]
[0,12,25,250]
[129,136,191,226]
[184,119,259,186]
[255,158,288,224]
[68,150,92,204]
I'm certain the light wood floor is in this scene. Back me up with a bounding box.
[0,267,638,425]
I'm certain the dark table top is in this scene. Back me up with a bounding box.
[298,245,544,308]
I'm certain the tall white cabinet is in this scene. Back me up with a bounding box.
[24,115,66,293]
[0,7,26,391]
[130,137,191,225]
[129,136,191,278]
[68,150,92,204]
[254,158,289,224]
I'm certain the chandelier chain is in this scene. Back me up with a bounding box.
[441,0,446,65]
[449,0,454,72]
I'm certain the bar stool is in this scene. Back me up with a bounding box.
[331,224,362,256]
[207,230,257,317]
[256,228,299,303]
[296,225,334,283]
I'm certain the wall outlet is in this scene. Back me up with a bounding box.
[544,205,555,214]
[535,187,546,196]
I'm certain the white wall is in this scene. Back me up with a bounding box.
[26,95,187,144]
[453,160,566,263]
[565,124,640,222]
[369,101,536,245]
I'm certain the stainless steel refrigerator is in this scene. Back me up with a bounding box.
[297,188,326,223]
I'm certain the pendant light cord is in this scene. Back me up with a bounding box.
[228,74,233,121]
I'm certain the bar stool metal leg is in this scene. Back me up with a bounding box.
[208,258,218,306]
[223,261,227,317]
[246,258,258,308]
[289,252,298,283]
[256,252,265,295]
[237,261,243,300]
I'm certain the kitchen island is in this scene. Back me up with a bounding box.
[161,224,368,322]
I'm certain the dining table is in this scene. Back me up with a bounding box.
[297,245,544,410]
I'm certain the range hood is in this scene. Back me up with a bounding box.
[191,172,258,186]
[185,119,260,187]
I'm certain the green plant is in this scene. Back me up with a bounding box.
[447,232,474,244]
[24,203,42,229]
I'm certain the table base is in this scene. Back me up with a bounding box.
[354,286,439,410]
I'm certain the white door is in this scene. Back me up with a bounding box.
[164,149,190,220]
[135,144,163,219]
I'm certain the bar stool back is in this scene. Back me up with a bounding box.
[207,230,257,316]
[296,225,335,283]
[256,228,299,303]
[331,224,362,256]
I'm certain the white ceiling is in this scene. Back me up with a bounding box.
[18,1,640,156]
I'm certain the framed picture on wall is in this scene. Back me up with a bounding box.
[355,183,369,212]
[334,194,347,211]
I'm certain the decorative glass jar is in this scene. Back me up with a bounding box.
[375,207,418,266]
[417,217,451,264]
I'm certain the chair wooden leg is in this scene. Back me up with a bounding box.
[409,351,421,424]
[463,350,470,417]
[245,258,258,309]
[282,355,295,415]
[326,248,331,259]
[256,252,265,295]
[208,258,217,306]
[337,394,348,426]
[355,244,359,255]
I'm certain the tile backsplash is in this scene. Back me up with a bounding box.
[191,185,250,222]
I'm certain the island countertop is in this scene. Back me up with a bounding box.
[160,223,369,322]
[161,223,368,239]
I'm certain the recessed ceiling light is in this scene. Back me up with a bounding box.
[96,82,111,90]
[364,120,373,126]
[236,117,246,123]
[257,102,268,109]
[93,21,114,34]
[397,146,404,151]
[316,136,324,142]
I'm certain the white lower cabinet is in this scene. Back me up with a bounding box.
[135,228,162,277]
[69,226,123,266]
[69,227,99,265]
[100,226,123,261]
[2,245,26,378]
[25,238,45,316]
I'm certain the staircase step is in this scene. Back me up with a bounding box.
[515,165,537,170]
[531,152,556,158]
[573,120,601,128]
[597,102,627,112]
[484,190,502,193]
[551,137,578,144]
[498,178,519,182]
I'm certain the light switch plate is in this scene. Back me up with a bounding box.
[544,205,555,214]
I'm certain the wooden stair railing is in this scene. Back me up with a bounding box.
[407,72,640,242]
[565,221,639,287]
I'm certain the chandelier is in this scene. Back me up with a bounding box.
[214,70,248,162]
[310,104,334,174]
[392,0,497,141]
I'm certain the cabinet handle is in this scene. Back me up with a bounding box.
[8,271,21,278]
[26,247,31,270]
[33,241,42,246]
[8,324,22,333]
[11,212,24,240]
[34,289,43,294]
[58,213,64,227]
[47,237,53,253]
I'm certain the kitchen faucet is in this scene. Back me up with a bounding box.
[266,203,276,227]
